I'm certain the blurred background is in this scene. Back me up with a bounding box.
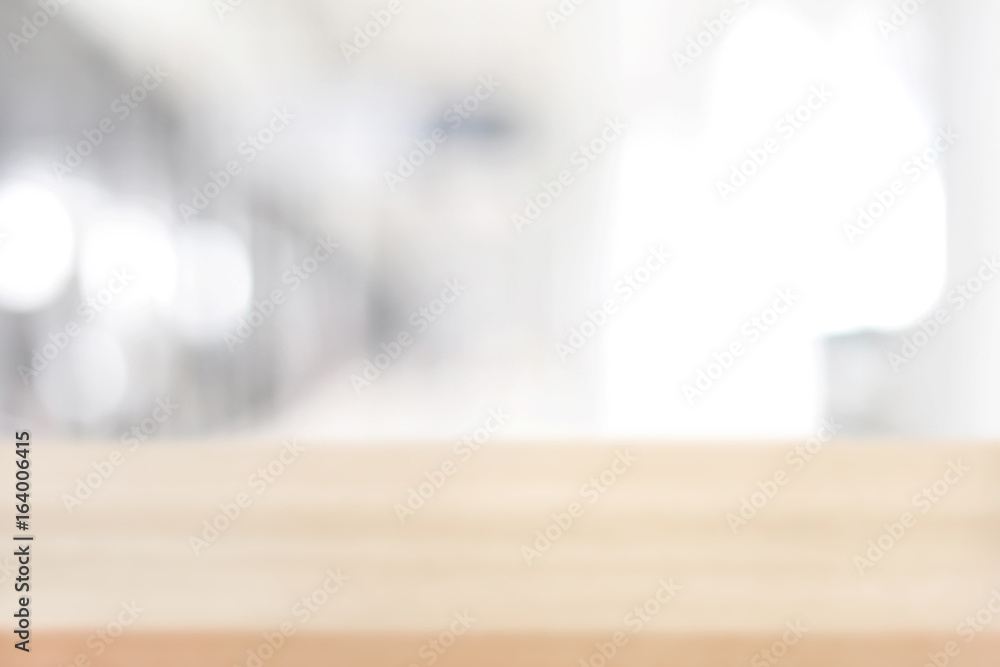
[0,0,996,442]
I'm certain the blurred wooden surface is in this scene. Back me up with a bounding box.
[22,632,1000,667]
[5,441,1000,665]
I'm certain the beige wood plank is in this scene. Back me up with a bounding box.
[5,442,1000,664]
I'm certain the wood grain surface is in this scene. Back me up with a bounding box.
[5,441,1000,665]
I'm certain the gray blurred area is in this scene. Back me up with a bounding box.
[0,0,997,440]
[0,0,615,439]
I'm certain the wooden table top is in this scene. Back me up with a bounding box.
[5,441,1000,665]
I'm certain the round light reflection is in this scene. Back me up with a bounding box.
[172,223,253,343]
[0,182,75,312]
[78,208,178,331]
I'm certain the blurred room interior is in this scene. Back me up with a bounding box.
[1,0,998,442]
[2,0,1000,665]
